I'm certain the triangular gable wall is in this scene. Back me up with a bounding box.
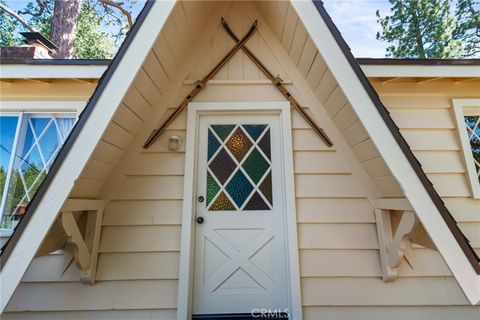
[1,0,479,313]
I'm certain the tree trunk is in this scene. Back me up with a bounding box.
[51,0,81,59]
[411,5,426,58]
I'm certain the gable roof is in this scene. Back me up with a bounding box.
[1,0,479,311]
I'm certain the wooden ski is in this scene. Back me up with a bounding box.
[143,19,258,149]
[221,17,333,147]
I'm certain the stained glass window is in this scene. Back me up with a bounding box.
[206,124,272,211]
[465,115,480,183]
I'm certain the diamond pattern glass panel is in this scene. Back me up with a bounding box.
[31,118,50,136]
[258,129,271,160]
[210,191,236,211]
[226,128,252,162]
[243,125,266,141]
[243,148,269,184]
[2,114,75,227]
[259,171,272,205]
[465,115,480,182]
[209,149,236,184]
[206,124,272,211]
[207,172,220,205]
[212,125,235,141]
[226,170,253,207]
[208,129,221,160]
[244,192,270,210]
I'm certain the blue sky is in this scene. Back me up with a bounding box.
[324,0,392,57]
[5,0,393,58]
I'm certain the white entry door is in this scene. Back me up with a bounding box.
[192,113,289,316]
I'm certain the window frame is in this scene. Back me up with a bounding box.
[452,99,480,199]
[0,101,84,233]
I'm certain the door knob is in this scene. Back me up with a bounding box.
[196,216,204,224]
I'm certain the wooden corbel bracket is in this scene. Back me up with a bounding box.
[375,207,419,281]
[60,199,105,284]
[61,211,90,270]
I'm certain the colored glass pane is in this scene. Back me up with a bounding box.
[226,128,252,162]
[242,148,269,184]
[258,129,271,160]
[207,172,220,205]
[242,124,267,142]
[259,171,272,205]
[210,191,236,211]
[209,148,236,184]
[212,125,235,141]
[226,170,253,207]
[208,129,221,160]
[244,192,269,210]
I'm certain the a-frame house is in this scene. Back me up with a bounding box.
[1,1,479,319]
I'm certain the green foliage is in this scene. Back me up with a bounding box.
[377,0,463,58]
[0,166,6,204]
[0,0,22,46]
[0,0,134,58]
[73,4,115,59]
[22,0,53,37]
[1,164,46,229]
[455,0,480,57]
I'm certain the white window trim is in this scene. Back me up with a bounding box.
[452,99,480,199]
[177,102,302,320]
[1,100,86,113]
[0,101,84,232]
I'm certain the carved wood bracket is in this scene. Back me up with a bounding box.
[375,207,419,281]
[60,199,105,284]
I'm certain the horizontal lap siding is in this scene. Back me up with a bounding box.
[8,3,479,319]
[372,79,480,250]
[256,2,478,316]
[2,309,176,320]
[6,1,209,317]
[6,280,178,312]
[302,306,479,320]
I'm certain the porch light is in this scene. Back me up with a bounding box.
[168,135,183,150]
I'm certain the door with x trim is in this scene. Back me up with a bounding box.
[192,112,289,316]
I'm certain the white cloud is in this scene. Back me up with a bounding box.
[323,0,391,57]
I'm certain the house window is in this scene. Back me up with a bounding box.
[465,115,480,180]
[0,112,76,229]
[453,99,480,199]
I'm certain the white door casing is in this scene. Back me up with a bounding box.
[177,102,302,320]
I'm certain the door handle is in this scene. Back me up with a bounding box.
[196,216,205,224]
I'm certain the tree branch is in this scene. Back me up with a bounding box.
[98,0,132,27]
[18,0,47,17]
[0,2,38,32]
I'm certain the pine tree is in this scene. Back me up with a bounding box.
[0,0,133,58]
[377,0,463,58]
[455,0,480,57]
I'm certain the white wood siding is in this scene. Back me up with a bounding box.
[5,1,479,319]
[254,1,479,318]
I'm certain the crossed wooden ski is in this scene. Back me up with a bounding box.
[143,18,332,149]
